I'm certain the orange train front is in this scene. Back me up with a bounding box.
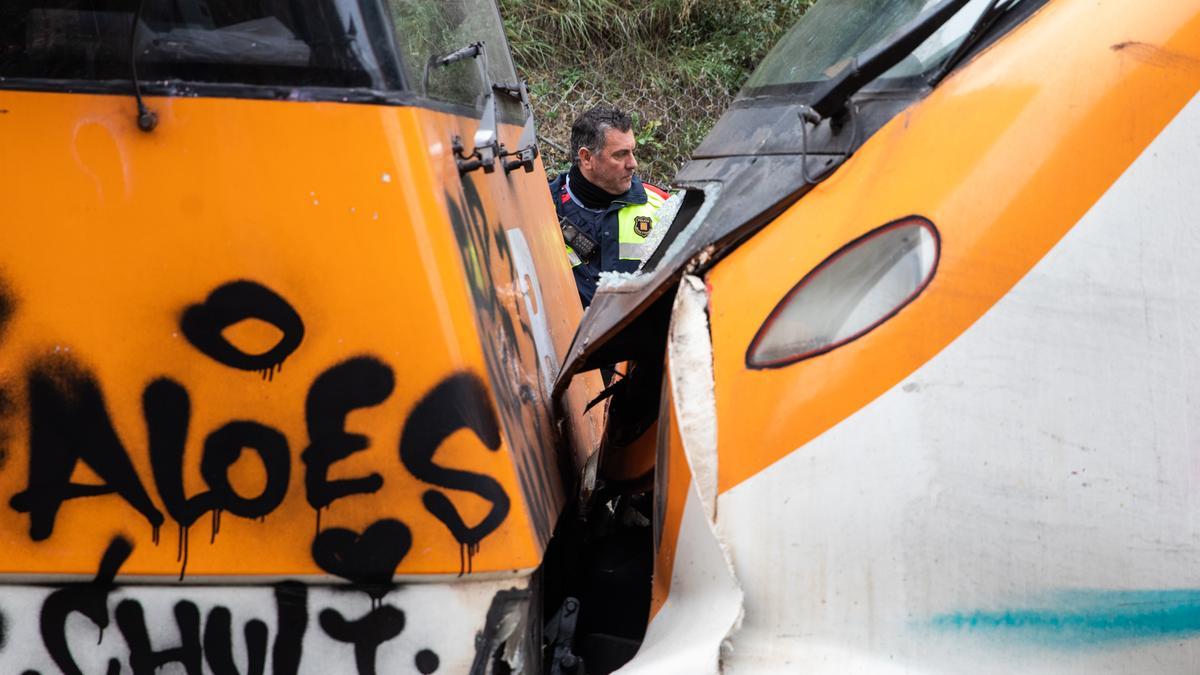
[8,0,1200,672]
[0,1,604,672]
[556,0,1200,672]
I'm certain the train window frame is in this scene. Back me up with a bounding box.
[0,0,528,124]
[385,0,526,123]
[0,1,403,89]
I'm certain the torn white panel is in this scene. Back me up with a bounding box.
[649,182,721,276]
[616,273,744,674]
[596,270,642,291]
[639,190,685,264]
[614,483,744,675]
[592,183,722,293]
[668,275,719,520]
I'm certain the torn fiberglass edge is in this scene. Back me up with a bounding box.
[636,191,685,269]
[613,275,743,675]
[592,185,715,295]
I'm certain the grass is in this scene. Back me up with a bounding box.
[499,0,816,183]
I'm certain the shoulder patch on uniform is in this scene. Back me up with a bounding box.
[644,183,670,200]
[560,192,570,203]
[634,215,653,238]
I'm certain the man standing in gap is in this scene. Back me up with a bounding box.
[549,105,669,308]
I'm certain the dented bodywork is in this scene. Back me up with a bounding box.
[0,1,600,672]
[4,0,1200,671]
[590,0,1200,672]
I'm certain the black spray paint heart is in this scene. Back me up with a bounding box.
[311,519,412,589]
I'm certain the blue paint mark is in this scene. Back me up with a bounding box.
[931,590,1200,648]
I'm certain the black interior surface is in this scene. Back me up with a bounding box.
[0,0,379,87]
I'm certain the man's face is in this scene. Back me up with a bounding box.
[580,127,638,195]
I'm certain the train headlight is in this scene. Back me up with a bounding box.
[746,216,940,368]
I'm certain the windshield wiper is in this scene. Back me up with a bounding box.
[929,0,1021,84]
[805,0,971,121]
[129,0,157,132]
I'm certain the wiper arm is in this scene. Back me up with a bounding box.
[422,41,483,91]
[129,0,157,132]
[929,0,1020,84]
[806,0,971,120]
[424,42,502,174]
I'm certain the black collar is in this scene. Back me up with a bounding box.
[568,165,620,210]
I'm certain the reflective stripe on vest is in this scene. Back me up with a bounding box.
[617,190,667,261]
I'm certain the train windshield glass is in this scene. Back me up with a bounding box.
[387,0,521,114]
[740,0,994,98]
[0,0,397,89]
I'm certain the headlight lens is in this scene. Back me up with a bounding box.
[747,216,940,368]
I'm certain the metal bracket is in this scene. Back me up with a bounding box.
[453,133,496,174]
[428,41,500,176]
[500,144,539,174]
[500,80,541,174]
[545,596,583,675]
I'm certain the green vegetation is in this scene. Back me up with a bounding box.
[498,0,816,184]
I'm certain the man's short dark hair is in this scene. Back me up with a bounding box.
[570,105,633,164]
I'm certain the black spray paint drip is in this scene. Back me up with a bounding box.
[399,372,510,576]
[145,376,291,578]
[180,280,304,378]
[178,524,187,567]
[211,508,223,544]
[145,377,211,580]
[258,361,283,382]
[311,519,412,603]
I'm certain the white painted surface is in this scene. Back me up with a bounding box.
[714,92,1200,672]
[0,576,527,673]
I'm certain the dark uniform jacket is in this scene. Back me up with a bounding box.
[549,172,668,306]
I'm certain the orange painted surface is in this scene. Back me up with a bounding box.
[601,419,659,485]
[648,367,690,620]
[705,0,1200,496]
[0,90,597,578]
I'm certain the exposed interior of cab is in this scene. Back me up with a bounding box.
[0,0,400,86]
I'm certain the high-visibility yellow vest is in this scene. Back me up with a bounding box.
[617,186,668,263]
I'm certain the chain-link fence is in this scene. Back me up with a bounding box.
[500,0,816,188]
[523,59,736,188]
